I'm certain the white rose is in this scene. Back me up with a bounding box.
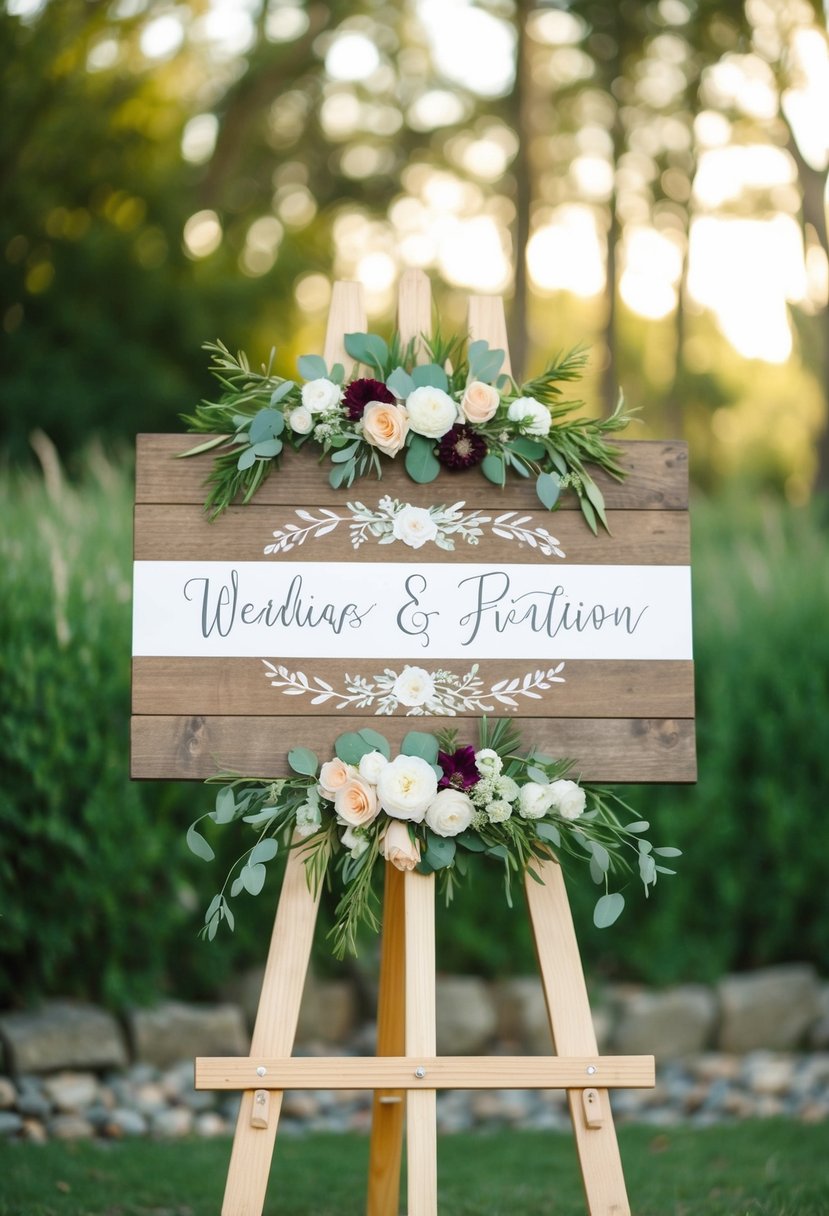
[475,748,502,778]
[507,395,552,437]
[358,750,388,785]
[425,788,474,837]
[392,665,435,709]
[518,781,553,820]
[377,754,438,822]
[341,825,370,859]
[486,799,513,824]
[392,505,438,550]
[548,778,586,821]
[301,377,343,415]
[405,385,459,438]
[288,406,313,434]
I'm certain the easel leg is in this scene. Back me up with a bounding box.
[222,844,323,1216]
[405,870,437,1216]
[525,860,631,1216]
[367,863,406,1216]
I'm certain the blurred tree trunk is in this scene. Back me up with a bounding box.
[509,0,532,382]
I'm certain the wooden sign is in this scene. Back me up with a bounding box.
[132,440,695,783]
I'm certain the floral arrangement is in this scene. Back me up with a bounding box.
[187,719,680,959]
[182,331,632,532]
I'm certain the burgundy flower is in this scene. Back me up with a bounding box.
[437,424,487,471]
[342,377,396,421]
[438,745,480,791]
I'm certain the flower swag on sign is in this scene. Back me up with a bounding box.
[181,331,633,532]
[187,719,681,959]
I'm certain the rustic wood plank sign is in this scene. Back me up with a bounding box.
[131,270,696,1216]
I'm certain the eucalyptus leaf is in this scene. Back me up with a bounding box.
[329,462,351,489]
[590,841,610,873]
[400,731,439,765]
[222,902,235,932]
[242,862,267,896]
[535,822,561,848]
[236,446,256,471]
[405,434,440,484]
[653,846,682,857]
[525,765,549,784]
[288,747,319,776]
[536,471,561,511]
[269,381,294,405]
[511,437,546,460]
[387,367,414,399]
[212,786,236,825]
[344,332,373,367]
[481,454,506,486]
[186,824,215,862]
[457,831,488,853]
[593,892,625,928]
[205,894,222,922]
[207,915,219,941]
[230,875,245,898]
[297,354,328,380]
[589,857,605,885]
[330,362,345,384]
[625,820,651,834]
[252,438,283,458]
[425,832,456,871]
[580,495,598,535]
[249,408,284,444]
[364,333,389,371]
[249,838,279,866]
[411,363,448,391]
[357,728,391,759]
[335,731,375,765]
[330,444,359,463]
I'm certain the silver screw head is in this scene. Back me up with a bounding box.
[414,1066,426,1079]
[256,1066,267,1077]
[586,1065,597,1075]
[256,1093,266,1103]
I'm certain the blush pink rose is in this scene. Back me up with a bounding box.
[460,380,500,424]
[318,758,354,801]
[362,401,409,457]
[334,776,379,827]
[381,820,421,871]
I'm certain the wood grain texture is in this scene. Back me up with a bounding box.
[323,281,366,370]
[136,435,689,511]
[196,1055,654,1091]
[397,268,432,361]
[468,295,512,376]
[526,861,631,1216]
[130,715,696,782]
[134,502,690,564]
[404,870,437,1216]
[221,844,322,1216]
[367,864,406,1216]
[132,658,695,719]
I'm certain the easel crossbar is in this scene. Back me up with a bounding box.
[196,1054,654,1091]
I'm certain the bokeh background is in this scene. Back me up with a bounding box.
[1,0,827,1009]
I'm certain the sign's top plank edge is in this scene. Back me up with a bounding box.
[135,435,689,510]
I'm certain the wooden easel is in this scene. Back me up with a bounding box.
[192,272,656,1215]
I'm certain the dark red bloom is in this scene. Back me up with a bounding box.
[437,424,487,470]
[342,377,395,421]
[438,745,480,791]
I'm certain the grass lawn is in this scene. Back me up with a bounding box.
[1,1121,828,1215]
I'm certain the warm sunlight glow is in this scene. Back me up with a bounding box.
[527,207,604,296]
[418,0,516,97]
[326,33,381,82]
[620,228,683,320]
[438,217,511,291]
[183,210,222,259]
[139,13,185,60]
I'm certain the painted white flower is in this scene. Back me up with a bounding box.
[377,754,438,822]
[405,385,459,438]
[507,395,551,437]
[425,788,474,837]
[475,748,502,778]
[518,781,553,820]
[288,405,314,434]
[359,750,389,785]
[392,665,436,708]
[486,799,513,824]
[547,778,586,821]
[392,504,439,549]
[301,377,343,415]
[341,825,370,859]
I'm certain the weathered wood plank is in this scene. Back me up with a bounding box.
[134,504,690,565]
[132,658,695,719]
[135,436,689,511]
[130,715,697,782]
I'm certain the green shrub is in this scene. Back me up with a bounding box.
[1,448,827,1003]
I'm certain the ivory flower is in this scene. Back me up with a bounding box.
[405,386,459,438]
[334,776,379,827]
[341,825,369,859]
[460,380,500,424]
[392,666,435,709]
[475,748,502,778]
[425,788,475,837]
[288,406,313,434]
[507,395,552,437]
[358,750,388,785]
[547,778,586,821]
[362,401,409,457]
[318,758,355,800]
[381,820,421,871]
[392,505,438,550]
[301,377,342,415]
[377,754,437,822]
[518,781,553,820]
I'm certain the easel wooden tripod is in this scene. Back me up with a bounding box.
[197,853,653,1216]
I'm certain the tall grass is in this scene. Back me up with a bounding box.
[1,445,827,1003]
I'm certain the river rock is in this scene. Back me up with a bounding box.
[494,977,609,1053]
[808,984,829,1049]
[0,1077,16,1109]
[436,977,497,1054]
[42,1071,99,1112]
[225,968,358,1045]
[718,966,821,1052]
[0,1002,127,1074]
[613,985,716,1058]
[104,1108,148,1138]
[126,1002,247,1068]
[49,1113,95,1140]
[0,1111,23,1137]
[151,1106,194,1138]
